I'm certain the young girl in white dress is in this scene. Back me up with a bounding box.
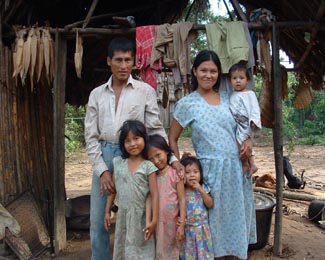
[229,63,262,176]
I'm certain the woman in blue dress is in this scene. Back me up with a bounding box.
[169,50,256,260]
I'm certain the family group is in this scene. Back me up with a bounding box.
[84,37,261,260]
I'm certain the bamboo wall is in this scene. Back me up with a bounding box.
[0,43,54,219]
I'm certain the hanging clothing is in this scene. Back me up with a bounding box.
[206,21,250,74]
[136,25,162,89]
[151,22,197,85]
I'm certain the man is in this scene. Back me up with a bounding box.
[84,37,182,260]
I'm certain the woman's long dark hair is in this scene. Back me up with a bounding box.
[191,50,222,91]
[118,120,148,159]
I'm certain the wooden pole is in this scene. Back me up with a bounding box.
[272,19,284,256]
[53,30,67,254]
[82,0,99,29]
[229,0,248,22]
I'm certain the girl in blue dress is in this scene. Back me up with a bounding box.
[169,50,256,260]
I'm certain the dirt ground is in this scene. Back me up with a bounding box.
[58,136,325,260]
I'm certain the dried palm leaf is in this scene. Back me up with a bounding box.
[74,30,83,79]
[49,32,54,82]
[29,27,37,90]
[35,28,44,82]
[42,28,50,84]
[21,27,33,85]
[12,26,26,79]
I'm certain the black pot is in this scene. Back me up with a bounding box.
[308,200,325,222]
[249,192,276,250]
[65,195,90,230]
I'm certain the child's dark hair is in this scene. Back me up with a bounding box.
[180,154,204,185]
[118,120,148,159]
[108,37,135,58]
[228,63,250,80]
[148,134,173,163]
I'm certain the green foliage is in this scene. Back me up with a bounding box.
[254,71,325,148]
[65,104,86,153]
[181,127,192,138]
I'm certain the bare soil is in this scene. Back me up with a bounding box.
[58,137,325,260]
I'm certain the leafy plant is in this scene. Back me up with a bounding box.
[65,104,86,153]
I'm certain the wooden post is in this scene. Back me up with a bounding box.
[53,30,67,254]
[272,20,284,256]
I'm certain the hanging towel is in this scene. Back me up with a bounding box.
[136,25,162,89]
[206,21,250,73]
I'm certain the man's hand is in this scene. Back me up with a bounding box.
[171,160,185,180]
[100,171,115,195]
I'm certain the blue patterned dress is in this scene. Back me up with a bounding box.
[180,184,214,260]
[174,90,256,259]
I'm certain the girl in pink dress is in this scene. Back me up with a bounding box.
[147,134,186,260]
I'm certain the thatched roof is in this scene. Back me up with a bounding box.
[237,0,325,91]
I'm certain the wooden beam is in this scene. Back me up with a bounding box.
[53,21,325,38]
[272,20,284,257]
[53,30,67,254]
[254,187,323,201]
[82,0,99,29]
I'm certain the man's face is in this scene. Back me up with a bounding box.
[107,50,134,83]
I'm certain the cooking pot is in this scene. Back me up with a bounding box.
[249,192,276,250]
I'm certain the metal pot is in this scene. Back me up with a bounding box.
[249,192,276,250]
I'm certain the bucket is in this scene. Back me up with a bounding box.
[249,192,276,250]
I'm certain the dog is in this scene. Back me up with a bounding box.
[254,173,276,189]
